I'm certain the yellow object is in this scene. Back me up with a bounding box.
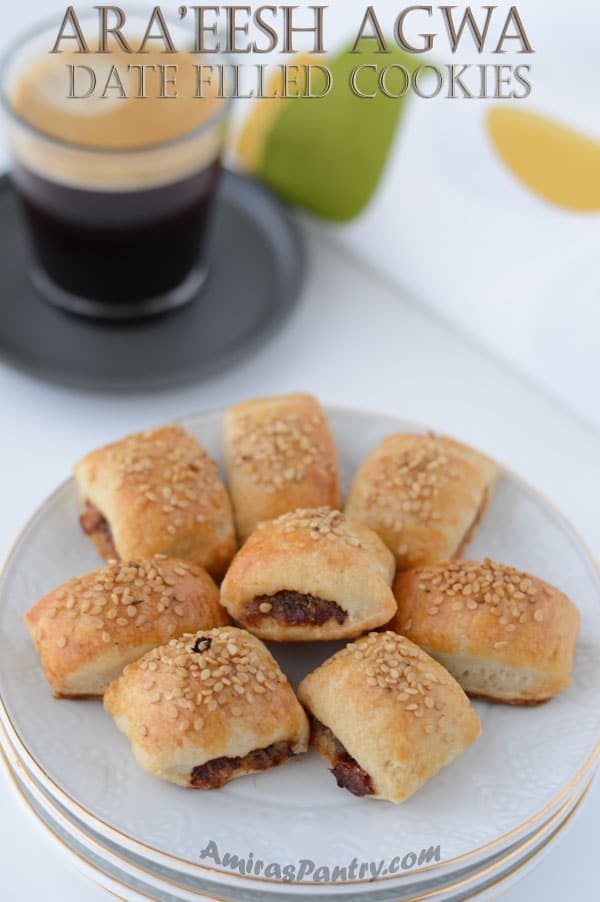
[487,107,600,213]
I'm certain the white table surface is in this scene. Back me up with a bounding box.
[0,224,599,901]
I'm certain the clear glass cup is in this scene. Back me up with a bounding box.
[0,16,230,320]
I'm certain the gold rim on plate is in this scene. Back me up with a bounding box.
[2,740,592,902]
[1,405,599,889]
[3,709,595,902]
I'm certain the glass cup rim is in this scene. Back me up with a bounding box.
[0,11,232,156]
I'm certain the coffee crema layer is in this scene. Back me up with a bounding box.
[6,48,226,191]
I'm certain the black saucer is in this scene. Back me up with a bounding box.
[0,171,304,391]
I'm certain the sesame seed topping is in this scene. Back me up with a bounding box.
[230,405,334,490]
[408,559,553,648]
[125,628,288,730]
[81,426,226,541]
[362,435,455,528]
[326,632,457,733]
[40,556,213,653]
[265,507,367,551]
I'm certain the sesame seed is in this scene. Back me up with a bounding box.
[265,507,366,551]
[412,560,553,638]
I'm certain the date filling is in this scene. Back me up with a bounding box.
[244,590,347,627]
[190,740,295,789]
[310,716,374,797]
[80,500,118,559]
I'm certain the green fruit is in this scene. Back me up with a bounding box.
[257,42,419,221]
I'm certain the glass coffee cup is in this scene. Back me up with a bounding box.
[0,16,230,320]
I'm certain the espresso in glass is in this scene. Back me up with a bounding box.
[1,27,228,319]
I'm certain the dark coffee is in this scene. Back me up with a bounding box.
[3,40,228,318]
[12,160,221,312]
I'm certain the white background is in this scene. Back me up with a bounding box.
[0,2,599,901]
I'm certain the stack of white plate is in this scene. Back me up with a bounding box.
[1,408,599,902]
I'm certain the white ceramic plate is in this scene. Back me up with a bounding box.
[1,407,599,899]
[1,719,595,902]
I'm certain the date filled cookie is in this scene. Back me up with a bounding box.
[74,425,236,580]
[220,507,397,641]
[104,627,309,788]
[24,557,229,698]
[298,632,481,803]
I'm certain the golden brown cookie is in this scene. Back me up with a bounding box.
[298,631,481,803]
[220,507,396,641]
[104,627,309,788]
[391,559,580,704]
[345,433,499,569]
[224,393,340,542]
[24,558,229,698]
[74,425,236,579]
